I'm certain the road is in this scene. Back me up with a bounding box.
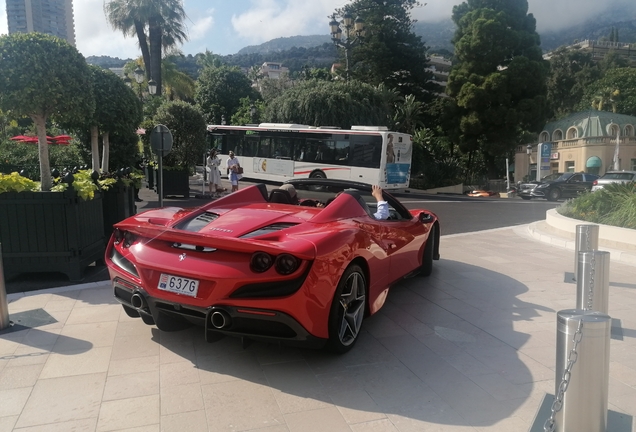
[396,194,560,236]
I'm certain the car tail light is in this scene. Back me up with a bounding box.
[122,231,136,248]
[275,254,300,275]
[593,179,598,185]
[251,252,274,273]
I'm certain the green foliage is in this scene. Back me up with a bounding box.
[577,68,636,116]
[152,100,206,167]
[336,0,436,100]
[0,138,86,180]
[410,128,464,189]
[0,33,95,190]
[0,172,40,193]
[194,66,257,124]
[546,48,601,120]
[558,183,636,229]
[265,79,391,129]
[448,0,549,178]
[230,98,265,126]
[259,75,295,103]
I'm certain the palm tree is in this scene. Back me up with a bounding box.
[393,94,424,134]
[162,57,195,101]
[196,49,224,69]
[104,0,188,96]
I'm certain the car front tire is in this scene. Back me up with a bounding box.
[547,188,561,201]
[327,264,367,354]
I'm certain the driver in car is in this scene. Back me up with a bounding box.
[371,185,389,220]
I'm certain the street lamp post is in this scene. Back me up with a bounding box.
[250,104,256,124]
[526,144,533,182]
[123,66,157,100]
[329,12,365,80]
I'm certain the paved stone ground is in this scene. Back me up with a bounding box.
[2,224,635,431]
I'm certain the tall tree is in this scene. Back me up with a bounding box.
[153,101,206,168]
[265,79,391,129]
[335,0,436,99]
[194,66,257,124]
[0,33,95,190]
[448,0,549,177]
[578,68,636,116]
[546,48,601,120]
[104,0,188,96]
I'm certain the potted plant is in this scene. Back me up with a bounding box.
[0,170,104,281]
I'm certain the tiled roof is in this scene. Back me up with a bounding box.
[543,110,636,138]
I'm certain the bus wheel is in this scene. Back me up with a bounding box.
[310,171,326,179]
[309,171,326,191]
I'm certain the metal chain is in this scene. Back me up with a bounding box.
[544,319,584,432]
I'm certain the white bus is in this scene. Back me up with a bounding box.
[206,123,413,189]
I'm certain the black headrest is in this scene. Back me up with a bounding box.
[269,189,293,204]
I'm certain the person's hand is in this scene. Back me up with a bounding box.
[372,185,384,202]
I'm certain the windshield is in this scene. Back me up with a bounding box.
[555,173,573,181]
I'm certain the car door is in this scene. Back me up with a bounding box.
[382,216,427,280]
[563,173,584,197]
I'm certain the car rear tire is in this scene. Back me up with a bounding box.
[521,196,531,200]
[420,225,436,277]
[327,264,367,354]
[547,188,561,201]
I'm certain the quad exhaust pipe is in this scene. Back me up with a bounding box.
[210,310,231,329]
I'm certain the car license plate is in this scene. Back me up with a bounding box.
[158,273,199,297]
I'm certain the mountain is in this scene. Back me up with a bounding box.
[85,55,131,68]
[237,35,332,55]
[540,4,636,51]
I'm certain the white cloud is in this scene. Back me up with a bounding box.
[231,0,344,43]
[75,0,139,59]
[189,14,215,41]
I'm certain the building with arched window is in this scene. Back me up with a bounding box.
[515,110,636,182]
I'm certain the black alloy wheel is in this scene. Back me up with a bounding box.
[327,264,367,353]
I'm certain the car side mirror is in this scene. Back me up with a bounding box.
[419,212,434,223]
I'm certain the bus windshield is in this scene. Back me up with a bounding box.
[206,123,413,189]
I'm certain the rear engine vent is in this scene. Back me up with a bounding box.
[239,223,298,239]
[175,211,219,232]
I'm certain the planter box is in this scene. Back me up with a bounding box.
[102,182,136,239]
[154,168,190,198]
[0,189,105,281]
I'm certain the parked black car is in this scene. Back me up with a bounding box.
[517,173,562,198]
[518,172,599,201]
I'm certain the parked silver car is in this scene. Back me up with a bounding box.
[591,171,636,191]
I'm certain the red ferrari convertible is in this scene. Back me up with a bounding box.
[105,179,440,353]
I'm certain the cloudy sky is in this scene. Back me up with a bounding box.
[0,0,630,59]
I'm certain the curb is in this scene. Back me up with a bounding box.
[527,217,636,267]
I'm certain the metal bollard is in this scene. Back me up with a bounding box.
[576,251,610,314]
[553,310,610,432]
[0,243,10,330]
[573,225,599,281]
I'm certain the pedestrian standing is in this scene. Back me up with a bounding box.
[227,150,242,192]
[206,149,222,197]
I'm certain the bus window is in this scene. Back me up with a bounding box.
[258,138,272,158]
[351,136,381,168]
[271,138,294,159]
[334,140,350,163]
[240,136,259,157]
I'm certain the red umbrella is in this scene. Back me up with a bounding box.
[10,135,29,141]
[53,135,72,140]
